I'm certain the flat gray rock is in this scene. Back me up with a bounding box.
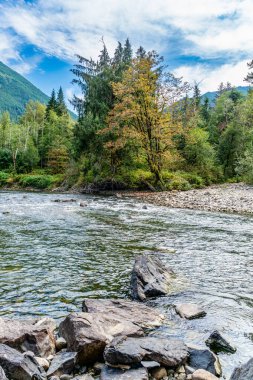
[104,336,188,367]
[47,351,77,377]
[82,298,164,328]
[0,317,56,357]
[100,366,148,380]
[230,358,253,380]
[0,343,46,380]
[141,360,160,368]
[176,304,206,320]
[205,330,236,354]
[59,312,144,365]
[131,254,175,301]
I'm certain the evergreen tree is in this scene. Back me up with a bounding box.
[122,38,132,64]
[136,46,146,58]
[56,87,68,116]
[201,97,211,123]
[98,40,110,68]
[245,60,253,84]
[46,89,57,119]
[192,83,201,114]
[113,42,123,65]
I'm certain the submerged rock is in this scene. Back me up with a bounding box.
[205,331,236,354]
[100,365,148,380]
[47,351,77,378]
[0,317,56,357]
[175,304,206,320]
[82,298,164,328]
[230,358,253,380]
[104,336,188,367]
[0,343,46,380]
[192,369,218,379]
[59,312,143,365]
[130,254,175,301]
[188,347,221,377]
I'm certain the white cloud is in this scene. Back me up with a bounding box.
[0,0,253,89]
[174,60,249,94]
[1,0,253,60]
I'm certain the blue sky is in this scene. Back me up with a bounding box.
[0,0,252,108]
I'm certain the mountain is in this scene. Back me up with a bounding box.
[0,61,76,120]
[202,86,250,105]
[0,61,49,120]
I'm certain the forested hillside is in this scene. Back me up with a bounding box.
[0,40,253,191]
[0,61,49,119]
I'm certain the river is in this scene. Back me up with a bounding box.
[0,191,252,378]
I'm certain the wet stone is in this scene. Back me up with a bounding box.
[205,331,236,354]
[104,336,188,367]
[175,304,206,320]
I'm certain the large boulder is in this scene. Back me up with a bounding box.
[188,347,221,377]
[230,358,253,380]
[0,343,46,380]
[47,351,77,378]
[82,298,164,328]
[0,366,8,380]
[205,331,236,354]
[0,317,56,357]
[104,336,188,367]
[130,254,175,301]
[100,365,148,380]
[59,313,143,365]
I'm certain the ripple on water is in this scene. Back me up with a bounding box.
[0,191,252,378]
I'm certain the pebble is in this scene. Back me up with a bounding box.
[35,357,50,370]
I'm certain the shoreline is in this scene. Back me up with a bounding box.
[121,183,253,215]
[2,182,253,215]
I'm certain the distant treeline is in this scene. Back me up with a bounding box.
[1,39,253,190]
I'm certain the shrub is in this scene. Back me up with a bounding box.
[0,171,10,186]
[18,175,62,189]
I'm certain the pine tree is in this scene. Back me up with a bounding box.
[201,97,210,122]
[122,38,132,64]
[245,60,253,84]
[136,46,146,58]
[192,83,201,113]
[113,42,123,65]
[98,40,110,68]
[46,89,57,119]
[56,87,68,116]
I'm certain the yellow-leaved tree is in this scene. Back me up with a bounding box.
[106,51,190,186]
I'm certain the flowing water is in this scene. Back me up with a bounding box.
[0,191,252,377]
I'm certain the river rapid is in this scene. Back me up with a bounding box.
[0,191,252,378]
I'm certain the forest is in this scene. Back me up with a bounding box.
[1,39,253,191]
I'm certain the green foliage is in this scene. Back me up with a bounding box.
[0,171,11,186]
[18,174,63,189]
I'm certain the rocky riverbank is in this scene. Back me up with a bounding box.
[121,183,253,214]
[0,254,251,380]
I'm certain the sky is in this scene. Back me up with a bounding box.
[0,0,253,108]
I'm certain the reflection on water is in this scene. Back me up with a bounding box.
[0,191,252,377]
